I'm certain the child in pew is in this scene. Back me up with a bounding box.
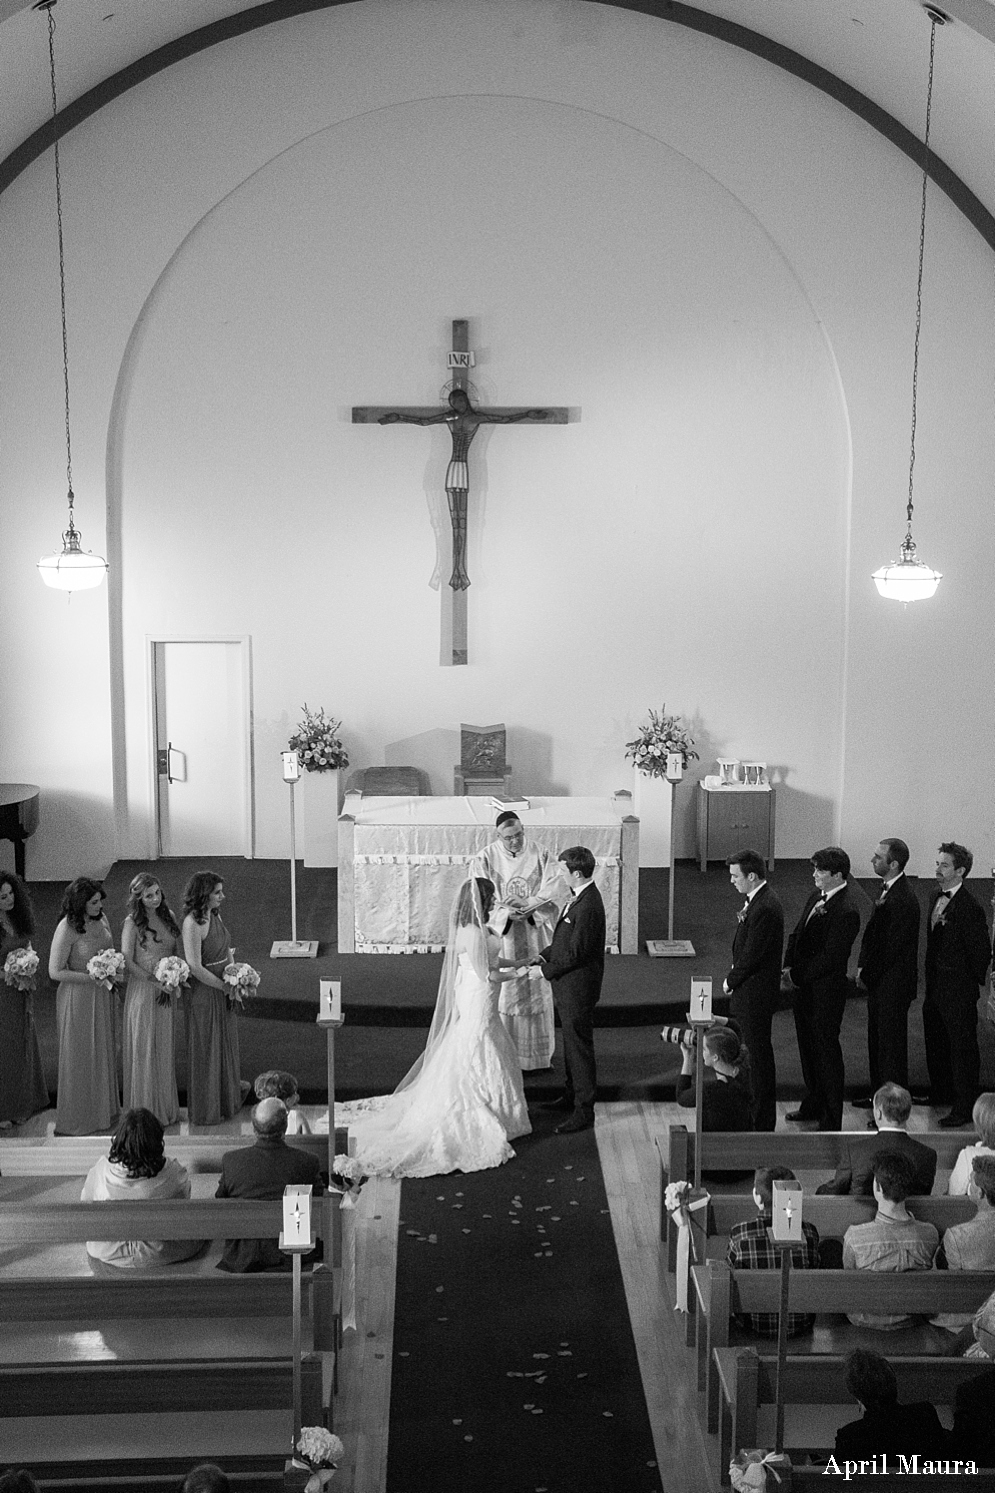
[834,1349,950,1459]
[727,1166,821,1336]
[842,1151,939,1328]
[947,1092,995,1195]
[80,1108,207,1272]
[254,1069,311,1134]
[932,1155,995,1331]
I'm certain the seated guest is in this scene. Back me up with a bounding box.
[254,1069,311,1134]
[947,1091,995,1195]
[952,1291,995,1463]
[843,1151,939,1328]
[81,1108,205,1272]
[727,1166,821,1337]
[835,1349,950,1458]
[931,1156,995,1331]
[816,1083,937,1196]
[179,1465,231,1493]
[0,1473,41,1493]
[216,1098,324,1272]
[676,1019,754,1132]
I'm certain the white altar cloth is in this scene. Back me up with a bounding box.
[338,795,638,954]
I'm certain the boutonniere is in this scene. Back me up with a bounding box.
[812,902,827,918]
[736,909,748,925]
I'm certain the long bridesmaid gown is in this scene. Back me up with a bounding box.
[122,925,180,1126]
[55,916,121,1136]
[0,928,49,1124]
[184,911,241,1125]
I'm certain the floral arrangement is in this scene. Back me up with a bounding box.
[292,1425,344,1491]
[3,945,39,992]
[625,704,698,778]
[154,954,190,1009]
[87,949,125,991]
[223,960,261,1009]
[330,1153,368,1203]
[730,1449,790,1491]
[288,705,349,773]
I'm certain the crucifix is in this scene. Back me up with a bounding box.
[353,319,569,666]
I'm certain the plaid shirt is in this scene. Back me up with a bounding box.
[727,1211,821,1337]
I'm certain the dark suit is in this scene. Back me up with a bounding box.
[923,883,991,1119]
[784,885,860,1130]
[538,881,606,1118]
[835,1401,949,1459]
[816,1126,937,1196]
[858,873,920,1089]
[726,882,784,1131]
[215,1133,324,1273]
[953,1367,995,1465]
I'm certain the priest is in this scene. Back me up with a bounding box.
[471,812,566,1070]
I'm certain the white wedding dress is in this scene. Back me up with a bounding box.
[327,919,531,1178]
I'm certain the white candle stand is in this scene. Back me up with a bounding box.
[279,1184,316,1446]
[317,980,344,1272]
[272,751,318,959]
[646,757,696,957]
[688,985,713,1191]
[767,1178,804,1453]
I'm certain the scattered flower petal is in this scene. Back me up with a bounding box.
[569,1201,579,1207]
[557,1350,572,1356]
[397,1351,409,1358]
[560,1341,570,1346]
[533,1352,550,1359]
[506,1371,524,1378]
[551,1216,561,1221]
[452,1418,462,1425]
[464,1434,473,1442]
[523,1403,534,1410]
[374,1352,384,1359]
[532,1408,543,1415]
[462,1228,471,1234]
[577,1372,588,1378]
[564,1165,573,1170]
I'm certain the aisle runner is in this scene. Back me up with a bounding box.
[385,1112,663,1493]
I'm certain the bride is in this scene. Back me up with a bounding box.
[326,877,532,1177]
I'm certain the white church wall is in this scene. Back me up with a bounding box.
[0,0,989,880]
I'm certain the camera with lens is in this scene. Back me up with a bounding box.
[660,1025,697,1049]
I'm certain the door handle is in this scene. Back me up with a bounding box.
[158,743,187,784]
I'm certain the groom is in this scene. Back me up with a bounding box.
[533,845,606,1134]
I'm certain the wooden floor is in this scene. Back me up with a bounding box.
[6,1096,951,1490]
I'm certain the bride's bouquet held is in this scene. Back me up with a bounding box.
[3,945,39,992]
[223,959,260,1010]
[153,954,190,1009]
[87,949,125,991]
[291,1425,344,1491]
[329,1154,368,1207]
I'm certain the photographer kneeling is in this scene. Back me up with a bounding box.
[671,1019,754,1133]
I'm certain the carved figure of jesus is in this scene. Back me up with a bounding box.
[379,388,549,590]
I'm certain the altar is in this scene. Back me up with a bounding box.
[337,794,639,953]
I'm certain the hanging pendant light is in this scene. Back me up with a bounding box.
[35,0,107,593]
[872,5,945,603]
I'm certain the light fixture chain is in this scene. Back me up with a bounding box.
[46,3,74,521]
[907,15,938,533]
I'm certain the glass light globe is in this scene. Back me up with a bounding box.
[872,536,940,602]
[38,528,108,591]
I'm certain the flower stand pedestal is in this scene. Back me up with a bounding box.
[302,769,340,869]
[635,770,695,958]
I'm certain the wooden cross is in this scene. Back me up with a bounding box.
[353,319,569,666]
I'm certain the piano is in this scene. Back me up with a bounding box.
[0,784,39,879]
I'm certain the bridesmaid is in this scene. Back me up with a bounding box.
[121,873,181,1127]
[181,871,243,1125]
[49,878,121,1136]
[0,870,49,1126]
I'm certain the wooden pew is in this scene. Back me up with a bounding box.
[714,1349,995,1487]
[24,1455,287,1493]
[658,1126,969,1270]
[694,1260,995,1434]
[0,1130,349,1175]
[675,1192,976,1354]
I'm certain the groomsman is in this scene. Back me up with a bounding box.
[854,838,920,1103]
[923,842,991,1128]
[535,845,605,1135]
[722,849,784,1131]
[783,846,860,1131]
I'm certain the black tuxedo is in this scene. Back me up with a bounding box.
[725,882,784,1131]
[858,873,920,1088]
[816,1126,937,1196]
[923,883,991,1119]
[784,884,860,1130]
[538,881,606,1117]
[215,1134,324,1273]
[953,1367,995,1465]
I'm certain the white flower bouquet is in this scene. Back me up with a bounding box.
[625,704,699,778]
[3,945,39,993]
[330,1153,368,1206]
[223,960,260,1009]
[288,704,349,773]
[153,954,190,1008]
[292,1425,344,1491]
[87,948,125,991]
